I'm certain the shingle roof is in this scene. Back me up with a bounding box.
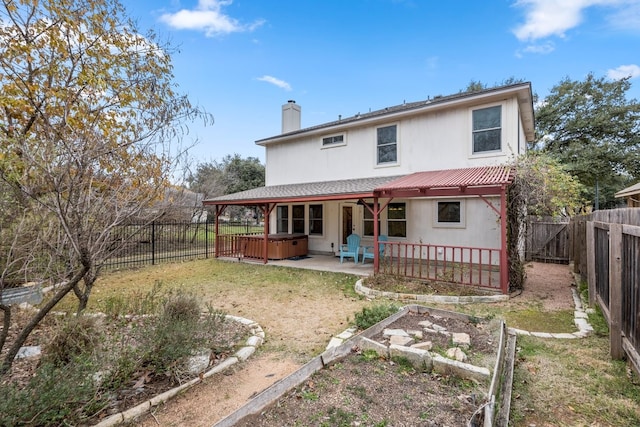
[203,175,403,205]
[202,166,513,206]
[615,181,640,198]
[257,82,534,145]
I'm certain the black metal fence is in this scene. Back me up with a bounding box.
[102,220,263,270]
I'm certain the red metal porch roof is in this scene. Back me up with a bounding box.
[375,166,513,197]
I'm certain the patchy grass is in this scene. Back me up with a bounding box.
[503,308,576,333]
[363,274,496,296]
[50,260,640,426]
[511,334,640,426]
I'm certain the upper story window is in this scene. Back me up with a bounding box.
[472,106,501,154]
[377,124,397,164]
[322,134,345,147]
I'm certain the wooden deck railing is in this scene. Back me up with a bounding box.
[379,241,502,290]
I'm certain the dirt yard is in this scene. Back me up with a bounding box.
[136,262,576,426]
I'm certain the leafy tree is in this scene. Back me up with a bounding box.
[513,152,586,217]
[188,154,264,221]
[0,0,209,374]
[534,73,640,208]
[188,154,265,197]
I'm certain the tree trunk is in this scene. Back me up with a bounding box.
[0,264,89,376]
[0,305,11,355]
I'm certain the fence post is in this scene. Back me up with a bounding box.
[205,220,209,259]
[151,221,156,266]
[609,223,624,360]
[586,221,596,306]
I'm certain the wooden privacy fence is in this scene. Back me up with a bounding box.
[525,216,570,264]
[585,216,640,375]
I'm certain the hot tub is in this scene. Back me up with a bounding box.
[240,234,308,260]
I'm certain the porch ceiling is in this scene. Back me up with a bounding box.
[374,166,514,198]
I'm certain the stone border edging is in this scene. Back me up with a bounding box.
[508,288,594,339]
[354,278,509,304]
[214,305,499,427]
[94,315,264,427]
[353,278,594,339]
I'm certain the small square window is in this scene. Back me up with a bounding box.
[434,200,466,228]
[438,202,460,223]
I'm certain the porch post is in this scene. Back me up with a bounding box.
[214,205,225,259]
[262,204,269,265]
[500,186,508,294]
[373,197,380,272]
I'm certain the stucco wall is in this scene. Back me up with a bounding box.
[265,97,523,186]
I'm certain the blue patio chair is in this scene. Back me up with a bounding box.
[339,234,361,264]
[362,235,388,264]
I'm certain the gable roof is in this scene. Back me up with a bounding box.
[615,181,640,198]
[256,82,535,146]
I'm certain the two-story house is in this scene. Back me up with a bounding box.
[204,83,535,294]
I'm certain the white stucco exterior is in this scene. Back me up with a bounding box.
[254,84,534,260]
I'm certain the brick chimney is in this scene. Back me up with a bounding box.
[281,100,301,133]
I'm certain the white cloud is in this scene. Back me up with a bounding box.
[607,64,640,80]
[256,75,292,91]
[512,0,633,42]
[515,41,556,57]
[159,0,264,37]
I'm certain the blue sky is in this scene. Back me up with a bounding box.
[123,0,640,166]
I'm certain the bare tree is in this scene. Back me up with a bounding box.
[0,0,211,374]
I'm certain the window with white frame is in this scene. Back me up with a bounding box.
[376,124,397,164]
[292,205,305,234]
[435,200,466,228]
[472,105,501,153]
[387,203,406,237]
[276,206,288,233]
[363,204,380,237]
[322,134,345,147]
[308,204,323,235]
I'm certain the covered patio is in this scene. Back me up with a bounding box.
[203,166,513,294]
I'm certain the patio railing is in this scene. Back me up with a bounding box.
[380,241,502,290]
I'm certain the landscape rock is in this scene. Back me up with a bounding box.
[452,332,471,348]
[411,341,433,351]
[446,347,468,362]
[389,335,414,346]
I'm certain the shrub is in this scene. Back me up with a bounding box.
[42,315,102,367]
[0,359,105,426]
[354,303,400,330]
